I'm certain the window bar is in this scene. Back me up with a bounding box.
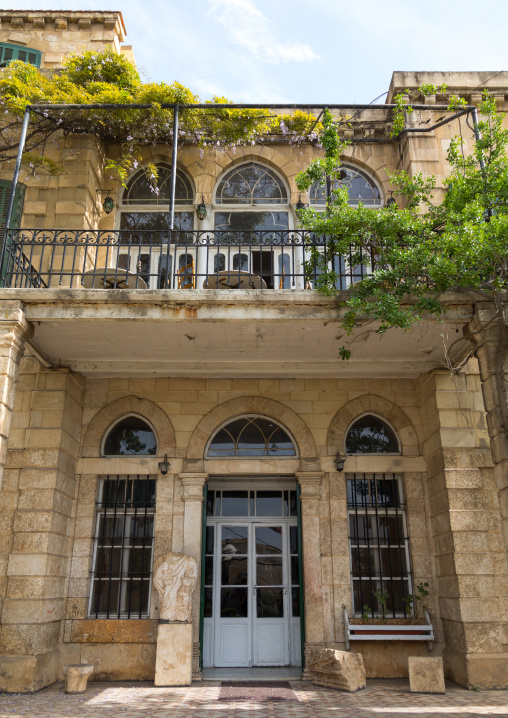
[363,475,376,618]
[373,474,386,616]
[126,476,136,619]
[80,231,89,287]
[26,232,37,288]
[90,230,101,289]
[351,476,365,616]
[118,476,131,618]
[93,480,104,619]
[47,234,57,289]
[140,486,150,619]
[58,234,67,285]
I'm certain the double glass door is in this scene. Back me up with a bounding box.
[203,504,301,667]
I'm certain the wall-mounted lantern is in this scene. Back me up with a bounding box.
[196,195,207,221]
[158,454,170,475]
[97,188,115,215]
[334,453,345,472]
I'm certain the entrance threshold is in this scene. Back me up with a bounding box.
[202,666,302,682]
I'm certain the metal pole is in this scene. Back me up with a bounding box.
[0,106,31,283]
[169,105,179,231]
[471,106,486,172]
[4,107,30,232]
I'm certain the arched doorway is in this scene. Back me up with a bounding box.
[201,415,302,669]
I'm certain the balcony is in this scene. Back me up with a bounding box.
[0,229,472,378]
[0,229,373,291]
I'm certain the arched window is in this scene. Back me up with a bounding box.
[103,415,157,456]
[345,414,399,454]
[309,165,382,206]
[206,416,297,457]
[216,163,288,205]
[123,163,193,205]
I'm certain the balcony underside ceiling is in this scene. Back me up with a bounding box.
[4,289,474,378]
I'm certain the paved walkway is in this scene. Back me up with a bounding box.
[0,679,507,718]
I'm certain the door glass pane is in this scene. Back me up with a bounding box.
[257,588,284,618]
[256,491,283,516]
[290,556,299,586]
[289,526,298,554]
[222,526,248,554]
[221,587,248,617]
[222,491,249,516]
[205,556,214,584]
[255,526,282,554]
[205,526,214,554]
[222,557,248,585]
[204,587,213,618]
[291,588,300,617]
[256,557,283,586]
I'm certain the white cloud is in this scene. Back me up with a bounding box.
[207,0,319,64]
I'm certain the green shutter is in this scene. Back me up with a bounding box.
[199,482,208,671]
[0,180,25,286]
[0,43,41,68]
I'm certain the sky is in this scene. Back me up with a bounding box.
[6,0,508,104]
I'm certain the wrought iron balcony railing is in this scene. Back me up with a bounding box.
[0,229,374,291]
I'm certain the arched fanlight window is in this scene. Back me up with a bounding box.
[309,165,382,206]
[206,415,297,457]
[345,414,399,454]
[103,415,158,456]
[216,163,288,205]
[122,163,194,205]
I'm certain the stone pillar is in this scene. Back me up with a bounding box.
[0,367,84,693]
[179,472,207,680]
[296,471,325,678]
[467,304,508,563]
[0,303,32,492]
[420,368,508,689]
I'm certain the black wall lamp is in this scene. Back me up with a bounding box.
[158,454,170,475]
[97,188,115,214]
[386,191,397,208]
[296,194,306,211]
[196,195,207,221]
[334,453,345,472]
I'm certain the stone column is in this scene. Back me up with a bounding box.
[467,304,508,562]
[179,472,208,680]
[0,303,32,492]
[296,471,325,678]
[420,368,508,689]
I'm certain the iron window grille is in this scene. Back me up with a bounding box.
[89,475,156,619]
[347,472,413,618]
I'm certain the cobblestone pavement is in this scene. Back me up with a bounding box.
[0,680,507,718]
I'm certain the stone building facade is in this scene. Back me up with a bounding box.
[0,10,506,693]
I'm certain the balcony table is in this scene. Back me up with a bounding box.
[82,268,147,290]
[202,270,267,289]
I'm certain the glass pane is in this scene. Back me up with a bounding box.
[267,427,296,456]
[101,480,126,508]
[222,557,248,585]
[290,526,298,554]
[351,547,377,575]
[256,491,282,516]
[207,428,236,457]
[347,478,370,508]
[233,253,248,270]
[206,491,215,517]
[214,211,289,232]
[216,163,288,205]
[238,422,265,454]
[205,526,214,554]
[292,587,300,617]
[126,579,150,615]
[255,526,282,554]
[222,526,248,554]
[91,578,119,615]
[97,515,124,540]
[132,480,156,508]
[205,556,214,584]
[378,515,404,541]
[124,165,193,205]
[95,547,122,575]
[128,547,152,574]
[257,588,284,618]
[375,479,400,508]
[207,416,295,457]
[257,557,282,586]
[289,491,297,516]
[346,415,399,454]
[120,211,194,234]
[222,492,249,516]
[349,514,375,542]
[380,548,407,576]
[221,587,248,618]
[310,165,381,207]
[291,556,299,586]
[204,587,213,618]
[104,417,157,456]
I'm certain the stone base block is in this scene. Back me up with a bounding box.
[408,657,445,694]
[63,664,94,694]
[0,651,59,693]
[154,623,192,686]
[309,649,366,692]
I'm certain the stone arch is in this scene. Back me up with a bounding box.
[81,396,176,458]
[187,396,317,459]
[327,395,420,457]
